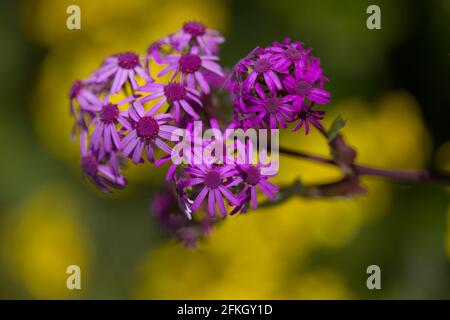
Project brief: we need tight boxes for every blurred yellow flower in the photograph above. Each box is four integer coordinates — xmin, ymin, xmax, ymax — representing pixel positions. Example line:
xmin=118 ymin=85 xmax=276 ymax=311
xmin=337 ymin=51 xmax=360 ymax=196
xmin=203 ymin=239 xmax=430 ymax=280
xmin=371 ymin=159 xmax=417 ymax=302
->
xmin=1 ymin=183 xmax=91 ymax=299
xmin=22 ymin=0 xmax=227 ymax=46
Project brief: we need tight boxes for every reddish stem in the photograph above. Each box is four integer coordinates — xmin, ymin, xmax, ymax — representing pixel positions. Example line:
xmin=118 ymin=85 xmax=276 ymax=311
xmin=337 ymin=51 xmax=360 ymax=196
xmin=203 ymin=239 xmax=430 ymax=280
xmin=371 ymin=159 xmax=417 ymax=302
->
xmin=279 ymin=146 xmax=450 ymax=184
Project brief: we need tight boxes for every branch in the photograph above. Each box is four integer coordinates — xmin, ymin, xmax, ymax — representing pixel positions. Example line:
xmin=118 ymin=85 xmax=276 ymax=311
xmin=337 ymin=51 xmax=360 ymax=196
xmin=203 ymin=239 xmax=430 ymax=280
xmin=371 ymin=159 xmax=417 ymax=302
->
xmin=279 ymin=146 xmax=450 ymax=184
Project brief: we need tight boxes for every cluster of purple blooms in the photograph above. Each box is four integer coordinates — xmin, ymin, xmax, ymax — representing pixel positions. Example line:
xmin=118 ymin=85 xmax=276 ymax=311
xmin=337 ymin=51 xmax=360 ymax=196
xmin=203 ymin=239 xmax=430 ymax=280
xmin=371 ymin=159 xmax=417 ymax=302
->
xmin=69 ymin=22 xmax=331 ymax=245
xmin=232 ymin=39 xmax=330 ymax=133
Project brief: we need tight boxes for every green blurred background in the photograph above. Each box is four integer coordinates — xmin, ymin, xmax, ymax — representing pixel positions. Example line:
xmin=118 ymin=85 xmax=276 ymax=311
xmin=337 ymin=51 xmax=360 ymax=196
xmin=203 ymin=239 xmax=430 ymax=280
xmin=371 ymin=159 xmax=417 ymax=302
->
xmin=0 ymin=0 xmax=449 ymax=299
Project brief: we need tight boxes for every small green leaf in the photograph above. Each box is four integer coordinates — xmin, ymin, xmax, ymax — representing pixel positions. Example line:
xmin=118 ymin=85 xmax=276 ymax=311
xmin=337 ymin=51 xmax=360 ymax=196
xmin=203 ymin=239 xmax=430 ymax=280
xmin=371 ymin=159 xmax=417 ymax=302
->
xmin=327 ymin=115 xmax=346 ymax=142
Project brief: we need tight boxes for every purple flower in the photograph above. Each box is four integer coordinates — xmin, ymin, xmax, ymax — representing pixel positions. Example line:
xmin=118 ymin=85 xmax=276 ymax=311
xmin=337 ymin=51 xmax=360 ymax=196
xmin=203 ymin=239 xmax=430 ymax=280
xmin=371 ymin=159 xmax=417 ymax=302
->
xmin=69 ymin=80 xmax=102 ymax=133
xmin=80 ymin=131 xmax=127 ymax=193
xmin=138 ymin=82 xmax=202 ymax=122
xmin=146 ymin=38 xmax=170 ymax=64
xmin=94 ymin=52 xmax=151 ymax=94
xmin=69 ymin=80 xmax=102 ymax=113
xmin=158 ymin=47 xmax=223 ymax=94
xmin=234 ymin=161 xmax=278 ymax=211
xmin=183 ymin=164 xmax=240 ymax=217
xmin=200 ymin=118 xmax=243 ymax=164
xmin=293 ymin=103 xmax=325 ymax=135
xmin=164 ymin=121 xmax=209 ymax=182
xmin=268 ymin=40 xmax=308 ymax=78
xmin=85 ymin=95 xmax=135 ymax=153
xmin=283 ymin=60 xmax=331 ymax=105
xmin=245 ymin=83 xmax=297 ymax=129
xmin=171 ymin=21 xmax=224 ymax=54
xmin=151 ymin=186 xmax=214 ymax=247
xmin=122 ymin=101 xmax=177 ymax=164
xmin=242 ymin=51 xmax=287 ymax=94
xmin=232 ymin=41 xmax=331 ymax=133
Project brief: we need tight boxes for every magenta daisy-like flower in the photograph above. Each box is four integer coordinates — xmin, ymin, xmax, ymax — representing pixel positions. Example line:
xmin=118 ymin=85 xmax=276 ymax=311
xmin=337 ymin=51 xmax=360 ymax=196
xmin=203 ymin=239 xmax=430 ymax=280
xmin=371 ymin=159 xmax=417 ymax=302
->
xmin=151 ymin=186 xmax=214 ymax=247
xmin=138 ymin=82 xmax=202 ymax=122
xmin=146 ymin=38 xmax=169 ymax=64
xmin=246 ymin=83 xmax=297 ymax=129
xmin=184 ymin=164 xmax=240 ymax=217
xmin=69 ymin=80 xmax=102 ymax=114
xmin=232 ymin=41 xmax=331 ymax=132
xmin=234 ymin=161 xmax=278 ymax=211
xmin=83 ymin=95 xmax=135 ymax=154
xmin=293 ymin=102 xmax=325 ymax=135
xmin=282 ymin=60 xmax=331 ymax=106
xmin=79 ymin=131 xmax=127 ymax=193
xmin=158 ymin=47 xmax=223 ymax=94
xmin=242 ymin=51 xmax=286 ymax=94
xmin=122 ymin=101 xmax=177 ymax=164
xmin=171 ymin=21 xmax=224 ymax=54
xmin=68 ymin=80 xmax=102 ymax=133
xmin=268 ymin=40 xmax=308 ymax=79
xmin=94 ymin=52 xmax=151 ymax=94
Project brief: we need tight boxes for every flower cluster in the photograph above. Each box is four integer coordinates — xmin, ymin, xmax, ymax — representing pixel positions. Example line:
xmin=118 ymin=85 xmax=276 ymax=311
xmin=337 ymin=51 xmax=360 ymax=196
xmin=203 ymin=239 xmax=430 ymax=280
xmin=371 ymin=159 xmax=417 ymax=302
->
xmin=231 ymin=39 xmax=331 ymax=134
xmin=151 ymin=186 xmax=214 ymax=247
xmin=69 ymin=22 xmax=330 ymax=245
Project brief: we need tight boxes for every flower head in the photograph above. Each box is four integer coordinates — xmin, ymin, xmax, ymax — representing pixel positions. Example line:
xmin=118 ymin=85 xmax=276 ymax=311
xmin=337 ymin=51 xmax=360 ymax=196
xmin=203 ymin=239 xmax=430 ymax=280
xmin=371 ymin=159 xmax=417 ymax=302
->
xmin=69 ymin=80 xmax=102 ymax=112
xmin=232 ymin=41 xmax=331 ymax=133
xmin=94 ymin=52 xmax=151 ymax=94
xmin=68 ymin=79 xmax=102 ymax=133
xmin=293 ymin=102 xmax=325 ymax=134
xmin=268 ymin=39 xmax=309 ymax=79
xmin=80 ymin=131 xmax=127 ymax=193
xmin=122 ymin=101 xmax=177 ymax=163
xmin=138 ymin=81 xmax=202 ymax=122
xmin=85 ymin=95 xmax=135 ymax=153
xmin=171 ymin=21 xmax=224 ymax=54
xmin=241 ymin=51 xmax=287 ymax=94
xmin=246 ymin=84 xmax=297 ymax=129
xmin=159 ymin=47 xmax=223 ymax=94
xmin=233 ymin=161 xmax=278 ymax=212
xmin=182 ymin=163 xmax=241 ymax=217
xmin=151 ymin=186 xmax=214 ymax=247
xmin=283 ymin=60 xmax=331 ymax=106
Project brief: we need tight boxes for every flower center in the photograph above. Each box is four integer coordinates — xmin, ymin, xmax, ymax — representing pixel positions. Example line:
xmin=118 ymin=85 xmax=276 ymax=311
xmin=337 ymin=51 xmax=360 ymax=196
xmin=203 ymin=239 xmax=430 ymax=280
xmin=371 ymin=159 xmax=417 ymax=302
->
xmin=100 ymin=103 xmax=119 ymax=123
xmin=179 ymin=54 xmax=202 ymax=73
xmin=263 ymin=97 xmax=281 ymax=113
xmin=183 ymin=21 xmax=206 ymax=37
xmin=204 ymin=170 xmax=222 ymax=188
xmin=136 ymin=116 xmax=159 ymax=141
xmin=81 ymin=156 xmax=98 ymax=176
xmin=299 ymin=109 xmax=311 ymax=119
xmin=254 ymin=58 xmax=272 ymax=73
xmin=294 ymin=80 xmax=312 ymax=96
xmin=69 ymin=80 xmax=83 ymax=98
xmin=245 ymin=166 xmax=261 ymax=185
xmin=164 ymin=83 xmax=186 ymax=102
xmin=118 ymin=52 xmax=139 ymax=69
xmin=285 ymin=47 xmax=301 ymax=61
